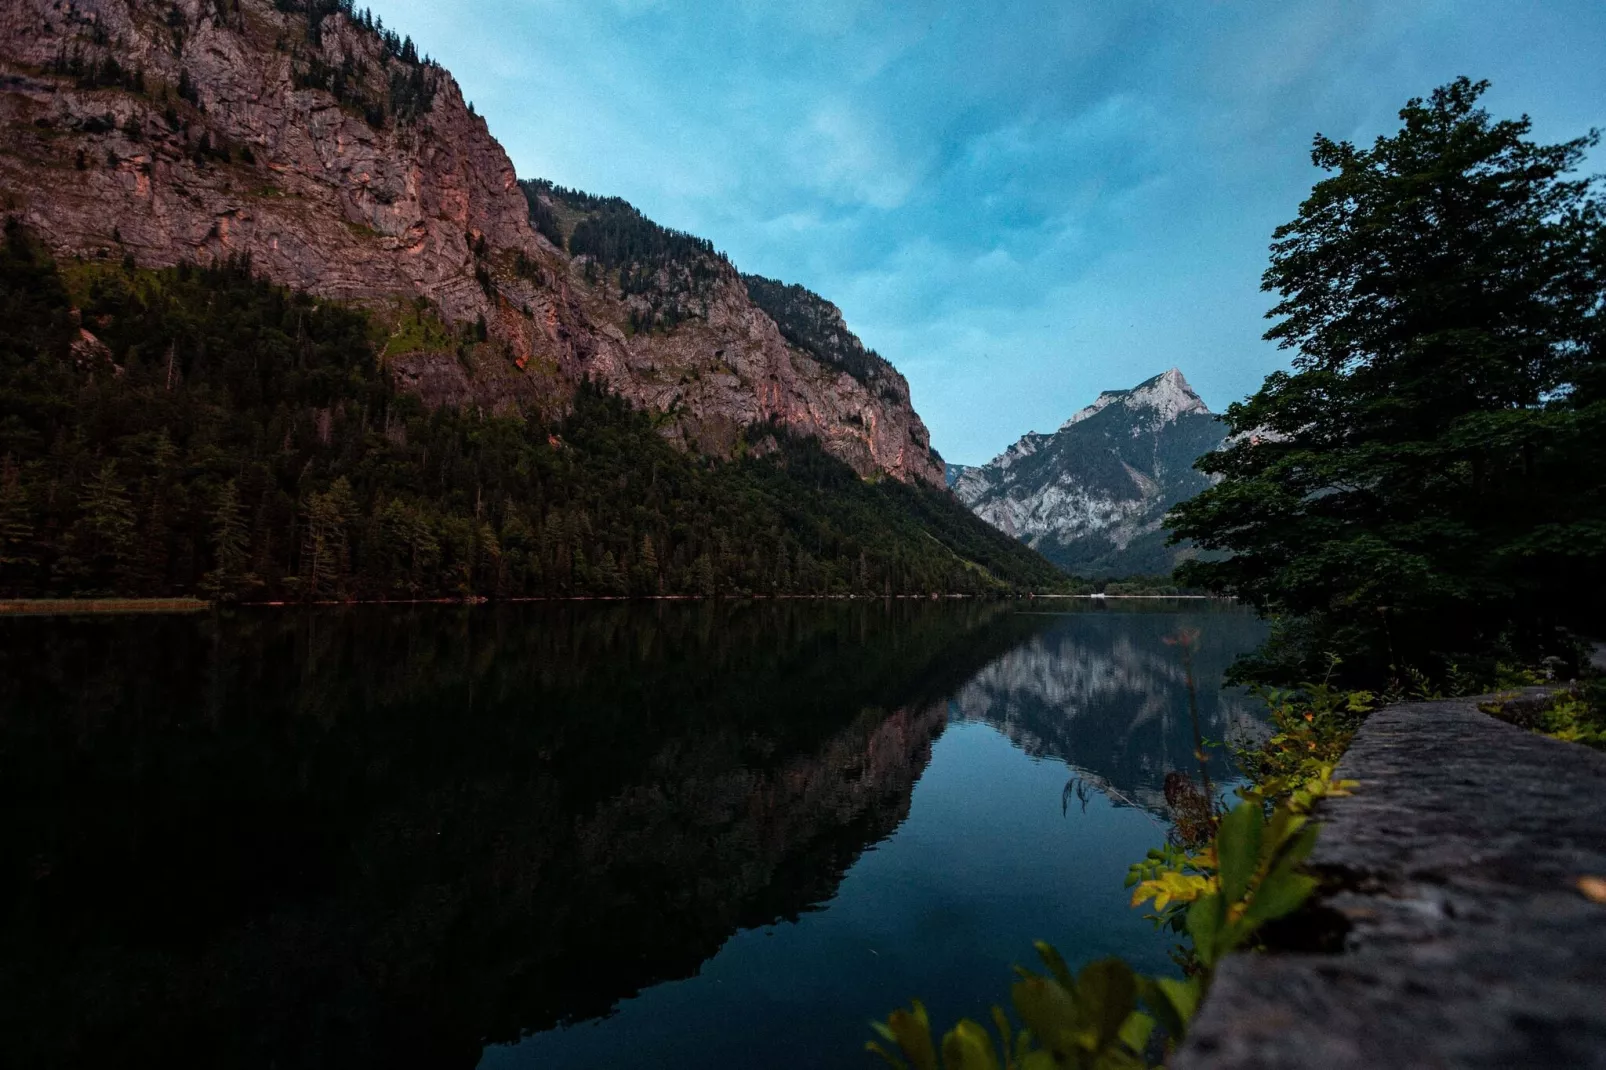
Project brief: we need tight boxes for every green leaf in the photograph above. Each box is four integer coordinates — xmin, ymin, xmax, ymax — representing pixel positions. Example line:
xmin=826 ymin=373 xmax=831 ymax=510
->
xmin=990 ymin=1005 xmax=1013 ymax=1060
xmin=1244 ymin=865 xmax=1318 ymax=927
xmin=1186 ymin=892 xmax=1226 ymax=966
xmin=1155 ymin=975 xmax=1201 ymax=1024
xmin=1260 ymin=807 xmax=1313 ymax=866
xmin=1010 ymin=975 xmax=1080 ymax=1054
xmin=1117 ymin=1010 xmax=1157 ymax=1055
xmin=874 ymin=1002 xmax=939 ymax=1070
xmin=1075 ymin=958 xmax=1139 ymax=1050
xmin=1216 ymin=801 xmax=1265 ymax=906
xmin=866 ymin=1041 xmax=910 ymax=1069
xmin=940 ymin=1020 xmax=1002 ymax=1070
xmin=1139 ymin=974 xmax=1202 ymax=1043
xmin=1033 ymin=941 xmax=1076 ymax=990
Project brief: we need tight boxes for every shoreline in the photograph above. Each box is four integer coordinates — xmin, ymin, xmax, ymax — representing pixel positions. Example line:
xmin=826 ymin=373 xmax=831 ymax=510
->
xmin=1035 ymin=593 xmax=1221 ymax=600
xmin=0 ymin=592 xmax=1232 ymax=616
xmin=0 ymin=598 xmax=212 ymax=616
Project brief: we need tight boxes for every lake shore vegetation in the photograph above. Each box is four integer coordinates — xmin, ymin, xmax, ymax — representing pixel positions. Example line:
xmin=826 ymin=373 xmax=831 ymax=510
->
xmin=1168 ymin=77 xmax=1605 ymax=692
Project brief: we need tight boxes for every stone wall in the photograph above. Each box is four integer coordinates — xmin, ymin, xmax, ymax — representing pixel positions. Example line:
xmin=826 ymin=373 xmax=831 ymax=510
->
xmin=1174 ymin=694 xmax=1606 ymax=1069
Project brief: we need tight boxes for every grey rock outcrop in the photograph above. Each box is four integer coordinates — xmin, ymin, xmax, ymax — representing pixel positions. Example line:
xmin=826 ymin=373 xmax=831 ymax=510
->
xmin=953 ymin=369 xmax=1226 ymax=576
xmin=1176 ymin=695 xmax=1606 ymax=1069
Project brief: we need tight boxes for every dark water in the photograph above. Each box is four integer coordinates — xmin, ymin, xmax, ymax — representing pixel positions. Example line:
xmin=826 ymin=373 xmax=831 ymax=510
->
xmin=0 ymin=600 xmax=1266 ymax=1070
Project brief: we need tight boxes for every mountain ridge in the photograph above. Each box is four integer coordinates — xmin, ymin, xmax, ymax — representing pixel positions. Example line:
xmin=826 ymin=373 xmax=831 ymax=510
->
xmin=0 ymin=0 xmax=1071 ymax=600
xmin=0 ymin=0 xmax=943 ymax=487
xmin=952 ymin=369 xmax=1227 ymax=577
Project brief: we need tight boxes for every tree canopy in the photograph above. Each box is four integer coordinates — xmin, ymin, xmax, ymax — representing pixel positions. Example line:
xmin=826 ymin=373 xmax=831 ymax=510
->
xmin=0 ymin=221 xmax=1062 ymax=602
xmin=1169 ymin=77 xmax=1606 ymax=684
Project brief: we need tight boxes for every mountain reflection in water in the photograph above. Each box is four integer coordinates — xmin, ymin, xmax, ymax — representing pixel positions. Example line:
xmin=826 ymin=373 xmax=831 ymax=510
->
xmin=950 ymin=609 xmax=1268 ymax=814
xmin=0 ymin=600 xmax=1265 ymax=1070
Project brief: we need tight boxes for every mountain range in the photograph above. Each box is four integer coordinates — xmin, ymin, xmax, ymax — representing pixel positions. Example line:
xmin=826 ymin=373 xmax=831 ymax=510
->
xmin=0 ymin=0 xmax=1064 ymax=598
xmin=948 ymin=369 xmax=1228 ymax=577
xmin=0 ymin=0 xmax=940 ymax=485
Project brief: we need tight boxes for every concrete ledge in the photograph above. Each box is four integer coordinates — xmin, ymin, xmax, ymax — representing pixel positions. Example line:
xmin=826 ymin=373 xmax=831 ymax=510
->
xmin=1174 ymin=695 xmax=1606 ymax=1069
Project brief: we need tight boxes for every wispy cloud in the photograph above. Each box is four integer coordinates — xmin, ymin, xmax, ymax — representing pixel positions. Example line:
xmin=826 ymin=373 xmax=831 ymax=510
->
xmin=370 ymin=0 xmax=1606 ymax=463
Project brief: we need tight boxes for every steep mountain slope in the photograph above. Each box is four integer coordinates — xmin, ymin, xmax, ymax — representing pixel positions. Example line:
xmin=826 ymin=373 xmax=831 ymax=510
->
xmin=953 ymin=370 xmax=1227 ymax=576
xmin=0 ymin=229 xmax=1065 ymax=599
xmin=0 ymin=0 xmax=941 ymax=486
xmin=0 ymin=0 xmax=1074 ymax=598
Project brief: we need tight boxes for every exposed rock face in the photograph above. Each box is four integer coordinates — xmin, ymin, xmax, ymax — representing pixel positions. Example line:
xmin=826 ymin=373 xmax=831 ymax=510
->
xmin=952 ymin=369 xmax=1227 ymax=576
xmin=0 ymin=0 xmax=943 ymax=486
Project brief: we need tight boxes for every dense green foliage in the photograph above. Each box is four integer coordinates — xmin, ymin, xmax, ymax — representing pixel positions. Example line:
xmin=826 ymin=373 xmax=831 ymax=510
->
xmin=1483 ymin=674 xmax=1606 ymax=750
xmin=0 ymin=223 xmax=1062 ymax=601
xmin=1169 ymin=78 xmax=1606 ymax=686
xmin=742 ymin=274 xmax=896 ymax=388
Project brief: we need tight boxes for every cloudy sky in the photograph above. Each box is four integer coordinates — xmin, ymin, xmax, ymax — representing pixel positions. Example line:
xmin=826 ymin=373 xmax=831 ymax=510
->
xmin=367 ymin=0 xmax=1604 ymax=465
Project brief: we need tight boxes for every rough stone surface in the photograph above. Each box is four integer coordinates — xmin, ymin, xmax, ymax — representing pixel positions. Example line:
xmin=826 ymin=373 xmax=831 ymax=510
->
xmin=0 ymin=0 xmax=943 ymax=486
xmin=1175 ymin=695 xmax=1606 ymax=1070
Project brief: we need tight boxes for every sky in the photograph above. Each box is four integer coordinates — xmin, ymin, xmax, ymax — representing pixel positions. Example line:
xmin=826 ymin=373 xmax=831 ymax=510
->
xmin=364 ymin=0 xmax=1605 ymax=466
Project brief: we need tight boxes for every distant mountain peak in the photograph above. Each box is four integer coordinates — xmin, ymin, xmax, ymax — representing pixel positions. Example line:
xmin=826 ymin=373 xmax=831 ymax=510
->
xmin=954 ymin=368 xmax=1226 ymax=577
xmin=1061 ymin=368 xmax=1209 ymax=431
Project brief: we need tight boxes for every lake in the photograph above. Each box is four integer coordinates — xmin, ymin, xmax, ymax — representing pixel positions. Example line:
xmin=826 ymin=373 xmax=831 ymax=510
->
xmin=0 ymin=600 xmax=1267 ymax=1069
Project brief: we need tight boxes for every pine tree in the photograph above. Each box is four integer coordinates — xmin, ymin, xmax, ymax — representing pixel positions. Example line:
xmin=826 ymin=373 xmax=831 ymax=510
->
xmin=201 ymin=480 xmax=252 ymax=602
xmin=476 ymin=521 xmax=502 ymax=595
xmin=774 ymin=538 xmax=791 ymax=592
xmin=691 ymin=552 xmax=716 ymax=599
xmin=596 ymin=549 xmax=627 ymax=596
xmin=299 ymin=478 xmax=355 ymax=599
xmin=0 ymin=457 xmax=35 ymax=592
xmin=64 ymin=463 xmax=137 ymax=593
xmin=632 ymin=533 xmax=660 ymax=596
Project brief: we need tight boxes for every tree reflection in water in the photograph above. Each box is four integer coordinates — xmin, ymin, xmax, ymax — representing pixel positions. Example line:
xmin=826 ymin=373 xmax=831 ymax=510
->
xmin=0 ymin=600 xmax=1264 ymax=1069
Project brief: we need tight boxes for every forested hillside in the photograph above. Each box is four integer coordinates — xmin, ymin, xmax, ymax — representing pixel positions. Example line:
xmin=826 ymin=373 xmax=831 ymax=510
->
xmin=742 ymin=275 xmax=899 ymax=388
xmin=0 ymin=0 xmax=947 ymax=488
xmin=0 ymin=222 xmax=1064 ymax=601
xmin=519 ymin=179 xmax=729 ymax=335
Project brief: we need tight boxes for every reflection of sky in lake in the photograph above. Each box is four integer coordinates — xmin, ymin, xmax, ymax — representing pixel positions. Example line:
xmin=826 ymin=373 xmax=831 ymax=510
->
xmin=0 ymin=601 xmax=1265 ymax=1069
xmin=490 ymin=606 xmax=1266 ymax=1069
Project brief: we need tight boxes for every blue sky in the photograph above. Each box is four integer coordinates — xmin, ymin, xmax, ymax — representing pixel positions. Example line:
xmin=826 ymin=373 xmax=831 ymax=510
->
xmin=366 ymin=0 xmax=1605 ymax=465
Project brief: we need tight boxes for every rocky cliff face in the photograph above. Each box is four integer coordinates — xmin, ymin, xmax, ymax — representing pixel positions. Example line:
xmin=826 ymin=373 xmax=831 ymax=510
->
xmin=953 ymin=369 xmax=1227 ymax=576
xmin=0 ymin=0 xmax=943 ymax=486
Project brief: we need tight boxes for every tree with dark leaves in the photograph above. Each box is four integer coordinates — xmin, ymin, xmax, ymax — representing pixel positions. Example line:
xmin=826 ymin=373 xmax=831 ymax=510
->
xmin=1170 ymin=77 xmax=1606 ymax=685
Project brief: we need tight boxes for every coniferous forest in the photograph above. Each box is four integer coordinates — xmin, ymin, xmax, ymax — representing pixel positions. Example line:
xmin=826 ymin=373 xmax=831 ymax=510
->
xmin=0 ymin=221 xmax=1063 ymax=602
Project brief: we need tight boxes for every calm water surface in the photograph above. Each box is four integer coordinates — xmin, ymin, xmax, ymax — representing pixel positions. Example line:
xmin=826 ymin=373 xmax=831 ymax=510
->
xmin=0 ymin=600 xmax=1266 ymax=1069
